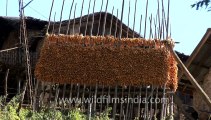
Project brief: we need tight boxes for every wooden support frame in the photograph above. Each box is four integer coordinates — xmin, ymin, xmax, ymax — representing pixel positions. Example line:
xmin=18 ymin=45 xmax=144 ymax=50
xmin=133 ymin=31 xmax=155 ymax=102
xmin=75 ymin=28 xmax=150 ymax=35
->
xmin=168 ymin=44 xmax=211 ymax=109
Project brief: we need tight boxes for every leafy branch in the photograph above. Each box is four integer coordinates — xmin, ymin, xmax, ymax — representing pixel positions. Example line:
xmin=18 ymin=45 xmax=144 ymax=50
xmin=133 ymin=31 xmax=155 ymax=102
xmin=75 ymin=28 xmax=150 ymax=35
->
xmin=191 ymin=0 xmax=211 ymax=11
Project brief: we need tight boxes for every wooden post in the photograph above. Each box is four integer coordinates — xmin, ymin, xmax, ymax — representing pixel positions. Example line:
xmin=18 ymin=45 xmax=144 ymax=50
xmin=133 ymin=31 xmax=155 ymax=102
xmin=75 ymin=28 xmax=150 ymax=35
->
xmin=62 ymin=84 xmax=66 ymax=109
xmin=4 ymin=69 xmax=9 ymax=102
xmin=112 ymin=85 xmax=118 ymax=120
xmin=33 ymin=80 xmax=39 ymax=111
xmin=168 ymin=45 xmax=211 ymax=109
xmin=137 ymin=86 xmax=142 ymax=119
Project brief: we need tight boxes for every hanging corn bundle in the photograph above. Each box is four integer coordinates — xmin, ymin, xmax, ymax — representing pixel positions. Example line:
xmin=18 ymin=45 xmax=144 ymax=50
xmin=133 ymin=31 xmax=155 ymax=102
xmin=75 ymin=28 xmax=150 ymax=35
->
xmin=35 ymin=34 xmax=178 ymax=91
xmin=32 ymin=0 xmax=180 ymax=119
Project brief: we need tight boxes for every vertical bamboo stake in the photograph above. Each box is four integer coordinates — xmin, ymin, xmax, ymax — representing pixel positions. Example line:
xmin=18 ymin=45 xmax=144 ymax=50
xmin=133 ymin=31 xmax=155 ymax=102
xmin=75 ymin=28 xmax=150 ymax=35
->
xmin=166 ymin=0 xmax=170 ymax=40
xmin=48 ymin=84 xmax=53 ymax=108
xmin=69 ymin=83 xmax=73 ymax=108
xmin=54 ymin=84 xmax=59 ymax=112
xmin=154 ymin=18 xmax=158 ymax=39
xmin=52 ymin=12 xmax=56 ymax=34
xmin=58 ymin=0 xmax=65 ymax=34
xmin=154 ymin=87 xmax=158 ymax=119
xmin=102 ymin=0 xmax=109 ymax=36
xmin=46 ymin=0 xmax=55 ymax=33
xmin=100 ymin=85 xmax=104 ymax=113
xmin=84 ymin=0 xmax=92 ymax=36
xmin=81 ymin=85 xmax=86 ymax=110
xmin=137 ymin=86 xmax=142 ymax=119
xmin=125 ymin=86 xmax=131 ymax=119
xmin=106 ymin=86 xmax=110 ymax=109
xmin=109 ymin=6 xmax=114 ymax=35
xmin=90 ymin=0 xmax=96 ymax=36
xmin=97 ymin=0 xmax=104 ymax=36
xmin=149 ymin=14 xmax=153 ymax=39
xmin=114 ymin=9 xmax=119 ymax=38
xmin=170 ymin=91 xmax=174 ymax=119
xmin=120 ymin=86 xmax=124 ymax=120
xmin=119 ymin=0 xmax=125 ymax=39
xmin=150 ymin=85 xmax=154 ymax=120
xmin=112 ymin=85 xmax=118 ymax=119
xmin=33 ymin=80 xmax=39 ymax=111
xmin=76 ymin=84 xmax=80 ymax=107
xmin=160 ymin=84 xmax=166 ymax=120
xmin=132 ymin=0 xmax=137 ymax=38
xmin=126 ymin=0 xmax=130 ymax=38
xmin=4 ymin=69 xmax=9 ymax=103
xmin=79 ymin=0 xmax=85 ymax=34
xmin=129 ymin=87 xmax=136 ymax=119
xmin=139 ymin=15 xmax=142 ymax=37
xmin=40 ymin=82 xmax=46 ymax=108
xmin=62 ymin=84 xmax=66 ymax=109
xmin=144 ymin=86 xmax=148 ymax=120
xmin=157 ymin=0 xmax=161 ymax=39
xmin=93 ymin=83 xmax=98 ymax=116
xmin=72 ymin=3 xmax=77 ymax=35
xmin=66 ymin=0 xmax=75 ymax=34
xmin=88 ymin=86 xmax=92 ymax=120
xmin=143 ymin=0 xmax=149 ymax=38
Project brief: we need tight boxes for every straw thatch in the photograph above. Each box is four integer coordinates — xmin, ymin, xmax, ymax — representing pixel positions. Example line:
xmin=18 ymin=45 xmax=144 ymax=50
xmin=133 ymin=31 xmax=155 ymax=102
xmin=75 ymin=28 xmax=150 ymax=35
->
xmin=35 ymin=34 xmax=178 ymax=90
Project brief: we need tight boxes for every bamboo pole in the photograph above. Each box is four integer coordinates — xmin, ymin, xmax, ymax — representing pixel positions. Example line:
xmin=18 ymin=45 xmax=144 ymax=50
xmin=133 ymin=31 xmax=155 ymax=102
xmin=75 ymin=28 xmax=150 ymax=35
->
xmin=102 ymin=0 xmax=109 ymax=36
xmin=66 ymin=0 xmax=75 ymax=34
xmin=46 ymin=0 xmax=54 ymax=33
xmin=160 ymin=84 xmax=166 ymax=120
xmin=79 ymin=0 xmax=85 ymax=34
xmin=84 ymin=0 xmax=92 ymax=36
xmin=81 ymin=85 xmax=86 ymax=110
xmin=100 ymin=85 xmax=104 ymax=113
xmin=125 ymin=86 xmax=131 ymax=119
xmin=72 ymin=3 xmax=77 ymax=34
xmin=109 ymin=6 xmax=114 ymax=35
xmin=58 ymin=0 xmax=65 ymax=34
xmin=144 ymin=86 xmax=148 ymax=120
xmin=137 ymin=86 xmax=142 ymax=119
xmin=33 ymin=80 xmax=39 ymax=111
xmin=93 ymin=83 xmax=98 ymax=116
xmin=97 ymin=0 xmax=104 ymax=36
xmin=150 ymin=85 xmax=154 ymax=120
xmin=167 ymin=44 xmax=211 ymax=109
xmin=126 ymin=0 xmax=130 ymax=38
xmin=4 ymin=69 xmax=9 ymax=103
xmin=62 ymin=84 xmax=66 ymax=109
xmin=69 ymin=83 xmax=73 ymax=108
xmin=0 ymin=47 xmax=19 ymax=53
xmin=120 ymin=87 xmax=124 ymax=120
xmin=112 ymin=85 xmax=118 ymax=119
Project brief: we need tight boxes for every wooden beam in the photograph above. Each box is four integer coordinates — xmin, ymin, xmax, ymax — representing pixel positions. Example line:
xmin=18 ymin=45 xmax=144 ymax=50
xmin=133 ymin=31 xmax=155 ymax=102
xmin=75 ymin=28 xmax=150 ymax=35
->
xmin=168 ymin=44 xmax=211 ymax=109
xmin=178 ymin=30 xmax=211 ymax=80
xmin=0 ymin=47 xmax=19 ymax=53
xmin=191 ymin=47 xmax=211 ymax=78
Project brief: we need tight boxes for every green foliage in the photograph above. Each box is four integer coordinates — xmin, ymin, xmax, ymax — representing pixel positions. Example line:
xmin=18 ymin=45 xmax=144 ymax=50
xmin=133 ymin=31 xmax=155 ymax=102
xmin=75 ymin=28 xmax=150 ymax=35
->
xmin=191 ymin=0 xmax=211 ymax=11
xmin=92 ymin=107 xmax=112 ymax=120
xmin=0 ymin=95 xmax=112 ymax=120
xmin=66 ymin=108 xmax=86 ymax=120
